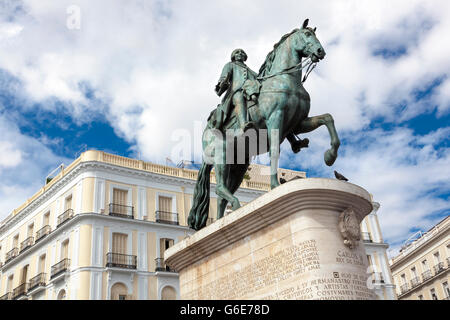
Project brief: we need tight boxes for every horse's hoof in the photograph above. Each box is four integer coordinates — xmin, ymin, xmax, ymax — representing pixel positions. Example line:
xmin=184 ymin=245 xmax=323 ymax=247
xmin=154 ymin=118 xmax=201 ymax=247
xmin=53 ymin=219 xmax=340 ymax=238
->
xmin=231 ymin=201 xmax=241 ymax=210
xmin=291 ymin=138 xmax=310 ymax=154
xmin=324 ymin=149 xmax=337 ymax=166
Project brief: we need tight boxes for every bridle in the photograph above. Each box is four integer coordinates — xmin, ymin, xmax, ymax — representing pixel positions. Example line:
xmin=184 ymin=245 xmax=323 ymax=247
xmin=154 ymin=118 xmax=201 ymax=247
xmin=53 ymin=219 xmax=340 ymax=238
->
xmin=257 ymin=31 xmax=319 ymax=84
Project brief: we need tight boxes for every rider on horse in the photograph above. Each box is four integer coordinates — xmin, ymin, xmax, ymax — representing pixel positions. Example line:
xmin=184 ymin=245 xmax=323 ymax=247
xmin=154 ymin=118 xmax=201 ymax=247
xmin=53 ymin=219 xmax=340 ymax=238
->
xmin=214 ymin=48 xmax=261 ymax=132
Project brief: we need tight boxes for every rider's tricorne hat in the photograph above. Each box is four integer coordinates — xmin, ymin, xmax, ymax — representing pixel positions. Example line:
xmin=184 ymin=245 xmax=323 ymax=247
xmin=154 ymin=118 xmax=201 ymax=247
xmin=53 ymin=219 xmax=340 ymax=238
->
xmin=231 ymin=49 xmax=247 ymax=61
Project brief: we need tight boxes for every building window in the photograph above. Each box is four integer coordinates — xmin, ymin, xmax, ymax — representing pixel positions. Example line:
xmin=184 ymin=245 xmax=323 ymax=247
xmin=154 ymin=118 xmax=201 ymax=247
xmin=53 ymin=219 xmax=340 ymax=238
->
xmin=421 ymin=259 xmax=429 ymax=271
xmin=113 ymin=188 xmax=128 ymax=206
xmin=119 ymin=295 xmax=127 ymax=300
xmin=430 ymin=288 xmax=438 ymax=300
xmin=13 ymin=234 xmax=19 ymax=249
xmin=21 ymin=264 xmax=29 ymax=284
xmin=112 ymin=233 xmax=128 ymax=255
xmin=443 ymin=282 xmax=450 ymax=298
xmin=27 ymin=224 xmax=34 ymax=238
xmin=39 ymin=254 xmax=46 ymax=273
xmin=418 ymin=295 xmax=424 ymax=300
xmin=7 ymin=275 xmax=13 ymax=293
xmin=43 ymin=211 xmax=50 ymax=227
xmin=433 ymin=252 xmax=441 ymax=264
xmin=61 ymin=240 xmax=69 ymax=260
xmin=65 ymin=195 xmax=72 ymax=210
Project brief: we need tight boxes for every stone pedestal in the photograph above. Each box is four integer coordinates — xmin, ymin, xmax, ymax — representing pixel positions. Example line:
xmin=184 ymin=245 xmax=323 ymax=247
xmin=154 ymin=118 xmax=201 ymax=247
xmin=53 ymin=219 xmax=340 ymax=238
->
xmin=165 ymin=178 xmax=377 ymax=300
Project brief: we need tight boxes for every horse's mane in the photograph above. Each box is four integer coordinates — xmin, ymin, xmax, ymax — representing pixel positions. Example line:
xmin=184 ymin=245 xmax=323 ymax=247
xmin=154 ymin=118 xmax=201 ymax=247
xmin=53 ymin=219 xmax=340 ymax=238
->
xmin=258 ymin=28 xmax=299 ymax=77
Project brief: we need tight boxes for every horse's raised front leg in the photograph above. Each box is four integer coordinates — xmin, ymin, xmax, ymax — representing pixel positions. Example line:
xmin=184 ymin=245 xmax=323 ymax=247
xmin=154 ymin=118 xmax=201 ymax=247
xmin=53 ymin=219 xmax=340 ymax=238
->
xmin=267 ymin=109 xmax=284 ymax=189
xmin=295 ymin=113 xmax=340 ymax=166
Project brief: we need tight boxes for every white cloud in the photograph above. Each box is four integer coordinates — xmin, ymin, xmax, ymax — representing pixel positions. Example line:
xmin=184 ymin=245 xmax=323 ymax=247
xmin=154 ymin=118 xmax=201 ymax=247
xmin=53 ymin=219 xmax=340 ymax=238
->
xmin=0 ymin=0 xmax=449 ymax=252
xmin=0 ymin=114 xmax=70 ymax=221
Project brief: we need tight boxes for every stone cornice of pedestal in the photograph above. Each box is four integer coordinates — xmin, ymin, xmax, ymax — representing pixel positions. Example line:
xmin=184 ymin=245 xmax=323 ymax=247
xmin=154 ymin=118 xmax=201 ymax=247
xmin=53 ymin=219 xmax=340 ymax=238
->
xmin=165 ymin=178 xmax=373 ymax=272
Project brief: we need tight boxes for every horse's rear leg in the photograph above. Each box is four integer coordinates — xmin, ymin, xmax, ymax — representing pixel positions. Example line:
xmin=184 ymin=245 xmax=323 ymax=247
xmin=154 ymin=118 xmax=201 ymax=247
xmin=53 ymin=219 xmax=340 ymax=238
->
xmin=217 ymin=197 xmax=228 ymax=219
xmin=214 ymin=164 xmax=241 ymax=211
xmin=295 ymin=113 xmax=340 ymax=166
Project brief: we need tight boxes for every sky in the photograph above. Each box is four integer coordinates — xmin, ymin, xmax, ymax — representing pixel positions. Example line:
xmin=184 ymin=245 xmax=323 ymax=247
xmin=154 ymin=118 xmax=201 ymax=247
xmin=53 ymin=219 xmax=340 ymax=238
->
xmin=0 ymin=0 xmax=448 ymax=257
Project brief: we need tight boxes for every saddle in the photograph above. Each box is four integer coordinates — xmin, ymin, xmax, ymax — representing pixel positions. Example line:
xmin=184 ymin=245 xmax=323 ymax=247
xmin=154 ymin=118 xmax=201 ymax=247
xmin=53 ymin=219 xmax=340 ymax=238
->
xmin=208 ymin=99 xmax=265 ymax=132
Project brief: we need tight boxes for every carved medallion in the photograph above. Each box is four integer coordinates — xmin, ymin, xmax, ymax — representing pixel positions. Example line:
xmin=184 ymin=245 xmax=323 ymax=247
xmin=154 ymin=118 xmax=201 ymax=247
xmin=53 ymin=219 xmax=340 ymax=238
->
xmin=338 ymin=208 xmax=361 ymax=249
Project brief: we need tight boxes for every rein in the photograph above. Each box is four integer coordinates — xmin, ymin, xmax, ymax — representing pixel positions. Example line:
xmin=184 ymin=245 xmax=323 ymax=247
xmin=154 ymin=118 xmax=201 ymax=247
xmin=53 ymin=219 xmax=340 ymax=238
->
xmin=257 ymin=57 xmax=317 ymax=83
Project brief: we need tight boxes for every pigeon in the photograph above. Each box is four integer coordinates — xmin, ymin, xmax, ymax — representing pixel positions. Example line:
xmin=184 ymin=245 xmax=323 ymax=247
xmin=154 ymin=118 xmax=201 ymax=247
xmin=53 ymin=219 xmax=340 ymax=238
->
xmin=334 ymin=170 xmax=348 ymax=181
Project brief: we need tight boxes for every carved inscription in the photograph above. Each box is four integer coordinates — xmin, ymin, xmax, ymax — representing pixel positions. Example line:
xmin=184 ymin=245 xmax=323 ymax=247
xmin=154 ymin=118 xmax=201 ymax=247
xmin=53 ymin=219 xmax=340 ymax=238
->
xmin=184 ymin=240 xmax=320 ymax=300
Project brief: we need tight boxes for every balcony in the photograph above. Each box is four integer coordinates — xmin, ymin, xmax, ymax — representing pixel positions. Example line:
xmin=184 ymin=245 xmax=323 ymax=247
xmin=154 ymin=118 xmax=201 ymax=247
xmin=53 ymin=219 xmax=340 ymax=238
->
xmin=5 ymin=247 xmax=18 ymax=264
xmin=155 ymin=258 xmax=176 ymax=272
xmin=57 ymin=209 xmax=74 ymax=227
xmin=371 ymin=272 xmax=385 ymax=284
xmin=0 ymin=292 xmax=12 ymax=300
xmin=20 ymin=237 xmax=34 ymax=253
xmin=28 ymin=273 xmax=47 ymax=292
xmin=109 ymin=203 xmax=134 ymax=219
xmin=410 ymin=276 xmax=421 ymax=288
xmin=155 ymin=211 xmax=179 ymax=225
xmin=433 ymin=262 xmax=445 ymax=275
xmin=362 ymin=232 xmax=373 ymax=243
xmin=106 ymin=253 xmax=137 ymax=269
xmin=50 ymin=258 xmax=70 ymax=279
xmin=400 ymin=283 xmax=409 ymax=294
xmin=12 ymin=283 xmax=28 ymax=300
xmin=35 ymin=225 xmax=51 ymax=243
xmin=422 ymin=270 xmax=432 ymax=281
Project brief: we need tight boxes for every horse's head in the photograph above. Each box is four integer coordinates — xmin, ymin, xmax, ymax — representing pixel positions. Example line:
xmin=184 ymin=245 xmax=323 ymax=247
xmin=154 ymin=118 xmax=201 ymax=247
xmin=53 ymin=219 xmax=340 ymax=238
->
xmin=297 ymin=19 xmax=325 ymax=63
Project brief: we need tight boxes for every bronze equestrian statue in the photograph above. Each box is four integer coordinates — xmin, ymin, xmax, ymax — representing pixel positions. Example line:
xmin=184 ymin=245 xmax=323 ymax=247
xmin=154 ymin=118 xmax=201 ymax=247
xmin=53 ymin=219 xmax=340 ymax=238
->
xmin=188 ymin=19 xmax=341 ymax=230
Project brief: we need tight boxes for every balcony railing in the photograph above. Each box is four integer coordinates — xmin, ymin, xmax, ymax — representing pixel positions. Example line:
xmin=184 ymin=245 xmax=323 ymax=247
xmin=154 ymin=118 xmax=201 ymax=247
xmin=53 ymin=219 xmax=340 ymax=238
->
xmin=5 ymin=248 xmax=18 ymax=264
xmin=35 ymin=225 xmax=51 ymax=243
xmin=400 ymin=283 xmax=409 ymax=294
xmin=410 ymin=276 xmax=421 ymax=288
xmin=12 ymin=283 xmax=28 ymax=300
xmin=109 ymin=203 xmax=134 ymax=219
xmin=20 ymin=237 xmax=34 ymax=253
xmin=155 ymin=211 xmax=179 ymax=225
xmin=28 ymin=273 xmax=47 ymax=291
xmin=106 ymin=253 xmax=137 ymax=269
xmin=371 ymin=272 xmax=385 ymax=283
xmin=447 ymin=257 xmax=450 ymax=268
xmin=50 ymin=258 xmax=70 ymax=279
xmin=362 ymin=232 xmax=373 ymax=243
xmin=57 ymin=209 xmax=74 ymax=227
xmin=155 ymin=258 xmax=176 ymax=272
xmin=433 ymin=262 xmax=445 ymax=275
xmin=422 ymin=270 xmax=432 ymax=281
xmin=0 ymin=292 xmax=12 ymax=300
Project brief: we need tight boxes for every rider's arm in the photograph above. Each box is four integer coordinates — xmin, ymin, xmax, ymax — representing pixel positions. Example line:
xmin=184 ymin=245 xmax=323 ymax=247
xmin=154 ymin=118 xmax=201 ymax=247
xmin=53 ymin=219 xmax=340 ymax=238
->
xmin=215 ymin=62 xmax=232 ymax=96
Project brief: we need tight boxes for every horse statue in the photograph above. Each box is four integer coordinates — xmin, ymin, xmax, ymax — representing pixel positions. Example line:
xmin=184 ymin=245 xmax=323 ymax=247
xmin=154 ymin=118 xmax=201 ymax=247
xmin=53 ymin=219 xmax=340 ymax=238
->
xmin=188 ymin=19 xmax=341 ymax=230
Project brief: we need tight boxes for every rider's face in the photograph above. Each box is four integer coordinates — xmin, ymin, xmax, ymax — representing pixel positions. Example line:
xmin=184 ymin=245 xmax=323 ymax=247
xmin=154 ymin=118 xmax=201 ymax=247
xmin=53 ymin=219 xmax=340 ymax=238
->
xmin=234 ymin=50 xmax=246 ymax=62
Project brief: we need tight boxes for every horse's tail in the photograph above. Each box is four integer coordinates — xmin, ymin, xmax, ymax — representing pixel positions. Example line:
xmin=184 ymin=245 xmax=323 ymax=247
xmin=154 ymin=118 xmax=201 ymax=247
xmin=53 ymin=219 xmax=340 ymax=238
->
xmin=188 ymin=162 xmax=213 ymax=230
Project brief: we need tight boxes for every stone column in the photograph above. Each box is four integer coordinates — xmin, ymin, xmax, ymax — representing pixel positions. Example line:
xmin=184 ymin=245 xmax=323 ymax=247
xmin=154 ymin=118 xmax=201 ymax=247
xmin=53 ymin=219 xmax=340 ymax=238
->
xmin=165 ymin=178 xmax=377 ymax=300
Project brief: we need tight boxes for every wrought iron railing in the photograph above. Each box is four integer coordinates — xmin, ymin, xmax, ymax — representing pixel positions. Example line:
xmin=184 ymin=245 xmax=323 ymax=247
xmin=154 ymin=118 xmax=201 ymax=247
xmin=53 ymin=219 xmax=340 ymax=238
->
xmin=12 ymin=283 xmax=28 ymax=299
xmin=0 ymin=292 xmax=12 ymax=300
xmin=5 ymin=248 xmax=18 ymax=264
xmin=400 ymin=283 xmax=409 ymax=294
xmin=410 ymin=276 xmax=421 ymax=288
xmin=433 ymin=262 xmax=445 ymax=275
xmin=422 ymin=270 xmax=432 ymax=281
xmin=50 ymin=258 xmax=70 ymax=279
xmin=106 ymin=253 xmax=137 ymax=269
xmin=155 ymin=258 xmax=176 ymax=272
xmin=362 ymin=232 xmax=373 ymax=243
xmin=20 ymin=237 xmax=34 ymax=253
xmin=57 ymin=209 xmax=74 ymax=227
xmin=109 ymin=203 xmax=134 ymax=219
xmin=155 ymin=211 xmax=179 ymax=225
xmin=35 ymin=225 xmax=51 ymax=243
xmin=28 ymin=273 xmax=46 ymax=291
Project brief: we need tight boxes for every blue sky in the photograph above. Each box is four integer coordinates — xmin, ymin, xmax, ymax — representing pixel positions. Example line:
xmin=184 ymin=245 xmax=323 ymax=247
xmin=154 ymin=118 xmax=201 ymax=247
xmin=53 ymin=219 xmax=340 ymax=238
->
xmin=0 ymin=0 xmax=449 ymax=257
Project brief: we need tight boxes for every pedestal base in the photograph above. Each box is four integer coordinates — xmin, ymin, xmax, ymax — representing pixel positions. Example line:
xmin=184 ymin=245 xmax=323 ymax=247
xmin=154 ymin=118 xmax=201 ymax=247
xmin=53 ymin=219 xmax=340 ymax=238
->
xmin=165 ymin=178 xmax=377 ymax=300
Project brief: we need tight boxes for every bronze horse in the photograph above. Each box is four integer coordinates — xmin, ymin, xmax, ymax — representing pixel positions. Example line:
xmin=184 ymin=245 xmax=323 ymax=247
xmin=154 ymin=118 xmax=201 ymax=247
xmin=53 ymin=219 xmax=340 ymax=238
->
xmin=188 ymin=19 xmax=340 ymax=230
